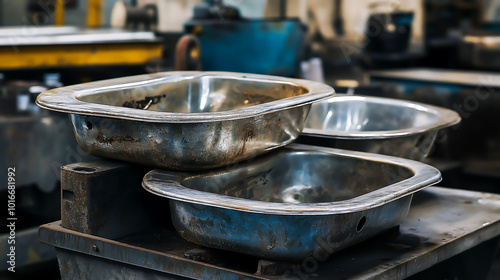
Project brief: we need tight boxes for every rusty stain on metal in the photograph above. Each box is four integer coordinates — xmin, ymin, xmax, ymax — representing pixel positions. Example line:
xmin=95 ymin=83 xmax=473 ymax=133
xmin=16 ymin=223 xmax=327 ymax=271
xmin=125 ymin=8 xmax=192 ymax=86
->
xmin=95 ymin=130 xmax=140 ymax=145
xmin=40 ymin=222 xmax=267 ymax=279
xmin=122 ymin=94 xmax=167 ymax=109
xmin=60 ymin=159 xmax=157 ymax=240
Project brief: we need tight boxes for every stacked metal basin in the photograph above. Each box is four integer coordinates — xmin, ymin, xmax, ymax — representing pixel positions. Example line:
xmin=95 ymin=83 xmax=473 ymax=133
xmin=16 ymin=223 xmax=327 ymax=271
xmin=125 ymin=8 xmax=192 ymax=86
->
xmin=298 ymin=94 xmax=461 ymax=160
xmin=37 ymin=71 xmax=332 ymax=170
xmin=37 ymin=71 xmax=460 ymax=261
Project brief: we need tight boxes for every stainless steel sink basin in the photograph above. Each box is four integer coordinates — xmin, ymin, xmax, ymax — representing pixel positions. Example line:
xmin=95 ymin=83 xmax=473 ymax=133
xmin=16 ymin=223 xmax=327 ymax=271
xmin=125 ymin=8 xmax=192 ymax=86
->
xmin=298 ymin=95 xmax=461 ymax=160
xmin=142 ymin=144 xmax=441 ymax=260
xmin=36 ymin=72 xmax=333 ymax=170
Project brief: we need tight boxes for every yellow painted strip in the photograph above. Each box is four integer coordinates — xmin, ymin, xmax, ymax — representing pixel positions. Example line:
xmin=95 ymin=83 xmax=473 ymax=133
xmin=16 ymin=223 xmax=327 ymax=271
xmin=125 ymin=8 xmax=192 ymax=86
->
xmin=87 ymin=0 xmax=103 ymax=28
xmin=55 ymin=0 xmax=65 ymax=26
xmin=0 ymin=43 xmax=162 ymax=69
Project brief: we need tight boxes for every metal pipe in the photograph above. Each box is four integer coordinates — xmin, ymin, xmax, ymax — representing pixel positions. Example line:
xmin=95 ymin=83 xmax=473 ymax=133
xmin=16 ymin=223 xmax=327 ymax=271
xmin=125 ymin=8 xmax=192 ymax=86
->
xmin=55 ymin=0 xmax=65 ymax=26
xmin=87 ymin=0 xmax=103 ymax=28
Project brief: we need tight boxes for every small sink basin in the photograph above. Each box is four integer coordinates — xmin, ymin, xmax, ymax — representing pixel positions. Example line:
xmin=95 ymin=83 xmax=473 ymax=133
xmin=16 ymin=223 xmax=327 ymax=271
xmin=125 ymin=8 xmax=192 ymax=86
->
xmin=142 ymin=144 xmax=441 ymax=260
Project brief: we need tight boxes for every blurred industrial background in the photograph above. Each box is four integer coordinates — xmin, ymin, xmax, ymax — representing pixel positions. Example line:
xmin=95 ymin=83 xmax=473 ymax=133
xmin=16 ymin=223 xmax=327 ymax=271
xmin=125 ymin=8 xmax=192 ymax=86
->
xmin=1 ymin=0 xmax=500 ymax=279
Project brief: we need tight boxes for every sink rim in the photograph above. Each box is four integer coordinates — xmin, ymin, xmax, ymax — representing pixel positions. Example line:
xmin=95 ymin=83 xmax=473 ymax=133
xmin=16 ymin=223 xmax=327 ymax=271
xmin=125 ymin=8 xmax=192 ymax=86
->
xmin=35 ymin=71 xmax=334 ymax=123
xmin=142 ymin=144 xmax=441 ymax=215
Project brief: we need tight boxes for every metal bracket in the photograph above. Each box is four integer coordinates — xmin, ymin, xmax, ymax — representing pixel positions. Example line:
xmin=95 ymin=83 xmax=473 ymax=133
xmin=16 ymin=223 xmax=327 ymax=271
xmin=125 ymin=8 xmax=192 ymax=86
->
xmin=60 ymin=159 xmax=166 ymax=239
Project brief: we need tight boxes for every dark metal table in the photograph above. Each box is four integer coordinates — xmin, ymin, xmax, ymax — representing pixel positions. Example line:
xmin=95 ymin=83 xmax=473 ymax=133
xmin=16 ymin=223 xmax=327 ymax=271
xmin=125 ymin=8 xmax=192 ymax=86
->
xmin=39 ymin=163 xmax=500 ymax=279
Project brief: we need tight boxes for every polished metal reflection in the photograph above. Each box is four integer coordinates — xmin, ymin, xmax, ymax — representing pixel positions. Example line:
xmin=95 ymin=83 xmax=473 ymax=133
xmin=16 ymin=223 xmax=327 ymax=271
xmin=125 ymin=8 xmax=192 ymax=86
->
xmin=299 ymin=95 xmax=461 ymax=160
xmin=459 ymin=33 xmax=500 ymax=70
xmin=143 ymin=144 xmax=441 ymax=260
xmin=0 ymin=26 xmax=80 ymax=37
xmin=36 ymin=72 xmax=334 ymax=170
xmin=0 ymin=111 xmax=79 ymax=192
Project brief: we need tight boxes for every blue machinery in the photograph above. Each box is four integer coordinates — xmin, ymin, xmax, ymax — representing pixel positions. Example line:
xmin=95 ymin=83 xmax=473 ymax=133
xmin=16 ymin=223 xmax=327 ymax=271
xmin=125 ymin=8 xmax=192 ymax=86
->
xmin=184 ymin=19 xmax=306 ymax=77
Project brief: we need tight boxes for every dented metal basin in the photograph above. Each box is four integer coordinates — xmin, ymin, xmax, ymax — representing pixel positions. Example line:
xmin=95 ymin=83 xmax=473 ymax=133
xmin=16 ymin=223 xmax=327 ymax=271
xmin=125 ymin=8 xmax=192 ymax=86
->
xmin=142 ymin=144 xmax=441 ymax=260
xmin=298 ymin=95 xmax=461 ymax=160
xmin=36 ymin=72 xmax=334 ymax=170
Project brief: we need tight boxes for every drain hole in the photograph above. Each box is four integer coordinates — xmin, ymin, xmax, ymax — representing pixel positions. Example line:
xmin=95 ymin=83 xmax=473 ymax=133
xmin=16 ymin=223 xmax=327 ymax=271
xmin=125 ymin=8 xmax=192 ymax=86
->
xmin=85 ymin=120 xmax=93 ymax=130
xmin=73 ymin=167 xmax=96 ymax=172
xmin=357 ymin=216 xmax=367 ymax=232
xmin=293 ymin=194 xmax=302 ymax=201
xmin=62 ymin=190 xmax=75 ymax=200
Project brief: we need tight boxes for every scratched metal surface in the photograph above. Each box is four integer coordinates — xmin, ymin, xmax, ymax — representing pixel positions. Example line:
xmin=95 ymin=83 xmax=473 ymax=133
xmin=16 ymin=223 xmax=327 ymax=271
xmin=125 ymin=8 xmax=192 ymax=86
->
xmin=298 ymin=95 xmax=461 ymax=161
xmin=143 ymin=144 xmax=441 ymax=260
xmin=39 ymin=187 xmax=500 ymax=279
xmin=36 ymin=72 xmax=334 ymax=170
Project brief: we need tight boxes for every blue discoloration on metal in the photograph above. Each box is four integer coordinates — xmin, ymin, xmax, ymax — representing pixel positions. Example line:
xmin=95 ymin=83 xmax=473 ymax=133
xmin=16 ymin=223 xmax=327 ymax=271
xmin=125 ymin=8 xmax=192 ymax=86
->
xmin=36 ymin=72 xmax=333 ymax=171
xmin=169 ymin=198 xmax=412 ymax=261
xmin=185 ymin=19 xmax=306 ymax=77
xmin=143 ymin=144 xmax=442 ymax=260
xmin=370 ymin=78 xmax=463 ymax=97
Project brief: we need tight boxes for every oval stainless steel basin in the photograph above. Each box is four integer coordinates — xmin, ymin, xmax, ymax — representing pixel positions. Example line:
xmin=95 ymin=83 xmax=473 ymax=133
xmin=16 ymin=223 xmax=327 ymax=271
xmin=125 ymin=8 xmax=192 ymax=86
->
xmin=298 ymin=95 xmax=461 ymax=160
